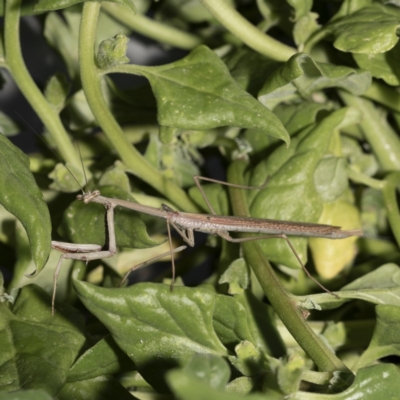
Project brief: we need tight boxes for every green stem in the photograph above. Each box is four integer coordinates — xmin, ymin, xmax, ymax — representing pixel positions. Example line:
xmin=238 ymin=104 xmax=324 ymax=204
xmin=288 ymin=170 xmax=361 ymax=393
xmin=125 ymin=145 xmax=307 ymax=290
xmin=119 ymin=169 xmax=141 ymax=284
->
xmin=364 ymin=80 xmax=400 ymax=113
xmin=339 ymin=90 xmax=400 ymax=171
xmin=347 ymin=168 xmax=384 ymax=190
xmin=79 ymin=2 xmax=198 ymax=212
xmin=228 ymin=159 xmax=350 ymax=373
xmin=4 ymin=0 xmax=80 ymax=167
xmin=200 ymin=0 xmax=296 ymax=61
xmin=382 ymin=172 xmax=400 ymax=248
xmin=102 ymin=3 xmax=202 ymax=50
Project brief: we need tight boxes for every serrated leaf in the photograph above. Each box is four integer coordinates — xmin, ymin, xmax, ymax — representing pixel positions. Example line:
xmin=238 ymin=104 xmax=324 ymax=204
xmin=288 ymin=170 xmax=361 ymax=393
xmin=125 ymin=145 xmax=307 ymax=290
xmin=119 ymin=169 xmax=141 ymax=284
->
xmin=35 ymin=0 xmax=136 ymax=13
xmin=58 ymin=186 xmax=161 ymax=248
xmin=328 ymin=3 xmax=400 ymax=54
xmin=0 ymin=285 xmax=85 ymax=394
xmin=72 ymin=279 xmax=228 ymax=392
xmin=136 ymin=46 xmax=289 ymax=145
xmin=0 ymin=135 xmax=51 ymax=275
xmin=259 ymin=53 xmax=371 ymax=109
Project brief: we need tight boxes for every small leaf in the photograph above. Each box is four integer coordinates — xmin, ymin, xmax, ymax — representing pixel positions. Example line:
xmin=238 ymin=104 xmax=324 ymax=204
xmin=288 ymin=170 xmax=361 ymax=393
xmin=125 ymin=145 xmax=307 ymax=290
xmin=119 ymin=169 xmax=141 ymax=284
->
xmin=44 ymin=73 xmax=70 ymax=112
xmin=136 ymin=46 xmax=290 ymax=145
xmin=218 ymin=258 xmax=249 ymax=294
xmin=183 ymin=354 xmax=230 ymax=390
xmin=97 ymin=33 xmax=130 ymax=69
xmin=35 ymin=0 xmax=136 ymax=13
xmin=166 ymin=368 xmax=267 ymax=400
xmin=72 ymin=279 xmax=228 ymax=392
xmin=49 ymin=162 xmax=86 ymax=193
xmin=356 ymin=305 xmax=400 ymax=368
xmin=0 ymin=135 xmax=51 ymax=275
xmin=328 ymin=3 xmax=400 ymax=54
xmin=0 ymin=111 xmax=20 ymax=136
xmin=259 ymin=53 xmax=371 ymax=109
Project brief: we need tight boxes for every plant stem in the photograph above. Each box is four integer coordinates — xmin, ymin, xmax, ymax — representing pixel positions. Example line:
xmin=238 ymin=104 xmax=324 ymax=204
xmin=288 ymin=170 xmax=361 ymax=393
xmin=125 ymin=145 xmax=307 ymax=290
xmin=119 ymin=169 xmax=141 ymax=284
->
xmin=4 ymin=0 xmax=80 ymax=167
xmin=201 ymin=0 xmax=296 ymax=61
xmin=339 ymin=90 xmax=400 ymax=171
xmin=228 ymin=159 xmax=350 ymax=373
xmin=102 ymin=3 xmax=202 ymax=50
xmin=79 ymin=2 xmax=198 ymax=212
xmin=382 ymin=172 xmax=400 ymax=248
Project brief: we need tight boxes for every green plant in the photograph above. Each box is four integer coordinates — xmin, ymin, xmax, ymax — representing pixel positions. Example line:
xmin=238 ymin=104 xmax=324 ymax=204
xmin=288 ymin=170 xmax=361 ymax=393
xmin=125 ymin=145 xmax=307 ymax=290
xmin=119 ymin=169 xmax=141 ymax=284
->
xmin=1 ymin=0 xmax=400 ymax=398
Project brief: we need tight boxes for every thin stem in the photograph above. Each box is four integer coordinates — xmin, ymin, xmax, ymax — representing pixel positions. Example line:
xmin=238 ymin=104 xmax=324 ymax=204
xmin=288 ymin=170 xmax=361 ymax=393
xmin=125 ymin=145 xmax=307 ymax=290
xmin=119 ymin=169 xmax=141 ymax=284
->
xmin=102 ymin=3 xmax=202 ymax=50
xmin=200 ymin=0 xmax=296 ymax=61
xmin=382 ymin=172 xmax=400 ymax=248
xmin=228 ymin=159 xmax=350 ymax=373
xmin=4 ymin=0 xmax=80 ymax=167
xmin=339 ymin=90 xmax=400 ymax=171
xmin=79 ymin=2 xmax=198 ymax=212
xmin=347 ymin=167 xmax=384 ymax=190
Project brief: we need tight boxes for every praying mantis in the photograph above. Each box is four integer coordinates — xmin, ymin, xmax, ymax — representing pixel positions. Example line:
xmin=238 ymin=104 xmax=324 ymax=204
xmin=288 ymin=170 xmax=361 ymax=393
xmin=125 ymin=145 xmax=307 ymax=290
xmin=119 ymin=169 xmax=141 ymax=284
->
xmin=50 ymin=174 xmax=363 ymax=315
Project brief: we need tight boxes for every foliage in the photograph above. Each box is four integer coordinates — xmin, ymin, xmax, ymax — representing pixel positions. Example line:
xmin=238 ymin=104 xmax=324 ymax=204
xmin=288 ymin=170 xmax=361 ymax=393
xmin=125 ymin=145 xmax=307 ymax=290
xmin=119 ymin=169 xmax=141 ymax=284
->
xmin=1 ymin=0 xmax=400 ymax=398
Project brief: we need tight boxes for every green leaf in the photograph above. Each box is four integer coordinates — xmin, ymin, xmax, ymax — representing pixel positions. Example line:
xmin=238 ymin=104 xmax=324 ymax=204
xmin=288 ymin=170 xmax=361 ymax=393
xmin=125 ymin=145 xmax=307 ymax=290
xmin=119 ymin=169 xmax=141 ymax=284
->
xmin=293 ymin=12 xmax=320 ymax=46
xmin=97 ymin=33 xmax=130 ymax=69
xmin=353 ymin=42 xmax=400 ymax=86
xmin=249 ymin=108 xmax=355 ymax=268
xmin=0 ymin=390 xmax=53 ymax=400
xmin=0 ymin=135 xmax=51 ymax=276
xmin=328 ymin=3 xmax=400 ymax=54
xmin=274 ymin=101 xmax=334 ymax=136
xmin=259 ymin=53 xmax=371 ymax=109
xmin=44 ymin=73 xmax=70 ymax=112
xmin=35 ymin=0 xmax=136 ymax=13
xmin=183 ymin=353 xmax=230 ymax=390
xmin=313 ymin=157 xmax=348 ymax=203
xmin=67 ymin=334 xmax=136 ymax=382
xmin=297 ymin=263 xmax=400 ymax=310
xmin=218 ymin=258 xmax=249 ymax=294
xmin=0 ymin=111 xmax=20 ymax=136
xmin=98 ymin=161 xmax=130 ymax=192
xmin=48 ymin=162 xmax=87 ymax=193
xmin=72 ymin=279 xmax=228 ymax=392
xmin=356 ymin=305 xmax=400 ymax=368
xmin=58 ymin=185 xmax=161 ymax=248
xmin=166 ymin=368 xmax=268 ymax=400
xmin=0 ymin=285 xmax=85 ymax=394
xmin=135 ymin=46 xmax=290 ymax=145
xmin=58 ymin=376 xmax=134 ymax=400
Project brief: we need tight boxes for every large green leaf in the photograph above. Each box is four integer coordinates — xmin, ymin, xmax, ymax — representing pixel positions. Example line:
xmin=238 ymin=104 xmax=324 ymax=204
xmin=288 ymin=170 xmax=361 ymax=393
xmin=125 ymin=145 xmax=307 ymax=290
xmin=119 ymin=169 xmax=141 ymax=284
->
xmin=328 ymin=3 xmax=400 ymax=54
xmin=0 ymin=135 xmax=51 ymax=276
xmin=0 ymin=285 xmax=85 ymax=394
xmin=248 ymin=107 xmax=358 ymax=268
xmin=72 ymin=278 xmax=228 ymax=392
xmin=122 ymin=46 xmax=290 ymax=145
xmin=258 ymin=53 xmax=371 ymax=109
